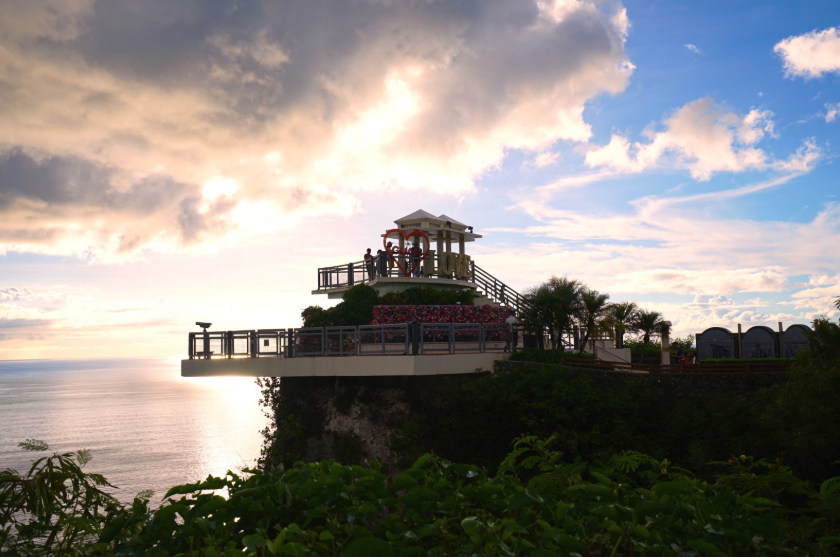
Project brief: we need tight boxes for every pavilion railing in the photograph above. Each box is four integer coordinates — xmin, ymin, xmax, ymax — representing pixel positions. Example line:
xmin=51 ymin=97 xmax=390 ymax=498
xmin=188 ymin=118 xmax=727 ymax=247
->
xmin=316 ymin=254 xmax=530 ymax=314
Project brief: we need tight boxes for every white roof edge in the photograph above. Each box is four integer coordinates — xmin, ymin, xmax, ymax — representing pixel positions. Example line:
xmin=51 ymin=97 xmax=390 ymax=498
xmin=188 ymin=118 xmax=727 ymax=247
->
xmin=437 ymin=214 xmax=467 ymax=227
xmin=395 ymin=209 xmax=438 ymax=222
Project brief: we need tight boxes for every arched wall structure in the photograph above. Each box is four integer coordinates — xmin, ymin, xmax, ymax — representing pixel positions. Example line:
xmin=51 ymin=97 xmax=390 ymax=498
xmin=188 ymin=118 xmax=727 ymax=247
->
xmin=782 ymin=324 xmax=812 ymax=358
xmin=696 ymin=327 xmax=737 ymax=361
xmin=742 ymin=326 xmax=777 ymax=359
xmin=695 ymin=323 xmax=813 ymax=361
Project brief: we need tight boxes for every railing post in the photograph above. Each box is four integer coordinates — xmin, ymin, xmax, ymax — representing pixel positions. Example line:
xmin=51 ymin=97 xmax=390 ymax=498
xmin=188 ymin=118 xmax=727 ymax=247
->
xmin=322 ymin=328 xmax=326 ymax=357
xmin=411 ymin=322 xmax=420 ymax=355
xmin=480 ymin=323 xmax=485 ymax=353
xmin=288 ymin=329 xmax=295 ymax=358
xmin=250 ymin=331 xmax=257 ymax=358
xmin=189 ymin=333 xmax=194 ymax=359
xmin=471 ymin=260 xmax=475 ymax=282
xmin=449 ymin=323 xmax=454 ymax=354
xmin=203 ymin=329 xmax=210 ymax=359
xmin=349 ymin=263 xmax=354 ymax=286
xmin=355 ymin=326 xmax=361 ymax=356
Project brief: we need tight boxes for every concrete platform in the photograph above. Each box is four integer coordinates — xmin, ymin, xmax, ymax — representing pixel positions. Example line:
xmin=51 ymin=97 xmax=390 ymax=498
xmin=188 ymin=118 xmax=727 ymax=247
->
xmin=181 ymin=352 xmax=507 ymax=377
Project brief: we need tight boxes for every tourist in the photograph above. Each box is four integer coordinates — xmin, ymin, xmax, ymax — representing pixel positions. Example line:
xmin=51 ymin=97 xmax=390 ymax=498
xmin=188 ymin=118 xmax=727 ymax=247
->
xmin=411 ymin=241 xmax=423 ymax=276
xmin=376 ymin=248 xmax=386 ymax=277
xmin=385 ymin=241 xmax=394 ymax=275
xmin=681 ymin=352 xmax=695 ymax=372
xmin=500 ymin=284 xmax=508 ymax=306
xmin=364 ymin=248 xmax=374 ymax=280
xmin=675 ymin=343 xmax=684 ymax=363
xmin=505 ymin=313 xmax=518 ymax=352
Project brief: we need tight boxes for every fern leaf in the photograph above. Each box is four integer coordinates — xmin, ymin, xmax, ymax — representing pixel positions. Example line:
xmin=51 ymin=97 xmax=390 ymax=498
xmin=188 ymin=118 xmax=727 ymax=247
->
xmin=19 ymin=439 xmax=49 ymax=451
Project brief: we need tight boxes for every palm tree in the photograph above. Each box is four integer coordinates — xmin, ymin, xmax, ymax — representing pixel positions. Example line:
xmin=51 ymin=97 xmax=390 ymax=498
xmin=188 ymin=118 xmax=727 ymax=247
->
xmin=835 ymin=295 xmax=840 ymax=311
xmin=521 ymin=276 xmax=583 ymax=351
xmin=632 ymin=309 xmax=668 ymax=355
xmin=577 ymin=289 xmax=611 ymax=354
xmin=605 ymin=301 xmax=637 ymax=348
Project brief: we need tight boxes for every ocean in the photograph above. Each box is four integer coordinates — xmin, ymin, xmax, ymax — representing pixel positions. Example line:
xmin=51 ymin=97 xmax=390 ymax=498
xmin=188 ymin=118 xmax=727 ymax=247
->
xmin=0 ymin=357 xmax=268 ymax=504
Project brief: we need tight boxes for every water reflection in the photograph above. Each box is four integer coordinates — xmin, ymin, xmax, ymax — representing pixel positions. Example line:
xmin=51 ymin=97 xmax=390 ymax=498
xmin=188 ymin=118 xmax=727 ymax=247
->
xmin=0 ymin=358 xmax=268 ymax=503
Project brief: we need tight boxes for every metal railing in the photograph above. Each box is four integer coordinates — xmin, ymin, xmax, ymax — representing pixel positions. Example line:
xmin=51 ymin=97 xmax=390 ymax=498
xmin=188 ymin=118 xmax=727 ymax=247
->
xmin=188 ymin=323 xmax=519 ymax=359
xmin=315 ymin=254 xmax=531 ymax=314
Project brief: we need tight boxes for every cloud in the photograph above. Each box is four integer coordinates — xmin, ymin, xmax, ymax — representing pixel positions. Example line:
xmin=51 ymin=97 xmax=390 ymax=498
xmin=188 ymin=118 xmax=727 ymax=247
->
xmin=0 ymin=0 xmax=633 ymax=261
xmin=774 ymin=27 xmax=840 ymax=79
xmin=826 ymin=103 xmax=840 ymax=123
xmin=532 ymin=151 xmax=562 ymax=168
xmin=685 ymin=44 xmax=701 ymax=55
xmin=584 ymin=98 xmax=816 ymax=180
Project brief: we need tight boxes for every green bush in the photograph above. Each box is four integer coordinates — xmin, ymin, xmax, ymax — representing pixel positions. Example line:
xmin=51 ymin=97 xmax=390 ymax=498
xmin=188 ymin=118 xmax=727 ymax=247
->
xmin=623 ymin=338 xmax=661 ymax=356
xmin=702 ymin=358 xmax=793 ymax=364
xmin=303 ymin=285 xmax=475 ymax=327
xmin=380 ymin=286 xmax=475 ymax=306
xmin=417 ymin=363 xmax=778 ymax=476
xmin=760 ymin=318 xmax=840 ymax=481
xmin=509 ymin=349 xmax=598 ymax=364
xmin=4 ymin=438 xmax=840 ymax=556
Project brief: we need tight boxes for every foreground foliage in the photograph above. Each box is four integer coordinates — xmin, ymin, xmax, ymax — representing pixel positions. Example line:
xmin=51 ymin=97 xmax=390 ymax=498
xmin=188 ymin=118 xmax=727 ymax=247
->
xmin=3 ymin=437 xmax=840 ymax=556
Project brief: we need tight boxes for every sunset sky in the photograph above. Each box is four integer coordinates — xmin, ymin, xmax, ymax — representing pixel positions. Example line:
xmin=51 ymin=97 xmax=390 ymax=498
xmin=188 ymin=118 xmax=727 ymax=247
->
xmin=1 ymin=0 xmax=839 ymax=360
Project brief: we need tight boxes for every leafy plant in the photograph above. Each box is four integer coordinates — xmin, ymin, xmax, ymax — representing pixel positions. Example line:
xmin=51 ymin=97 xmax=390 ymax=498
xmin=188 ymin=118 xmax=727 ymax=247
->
xmin=631 ymin=309 xmax=668 ymax=354
xmin=520 ymin=275 xmax=583 ymax=351
xmin=509 ymin=348 xmax=598 ymax=363
xmin=760 ymin=317 xmax=840 ymax=481
xmin=0 ymin=440 xmax=129 ymax=556
xmin=576 ymin=289 xmax=611 ymax=354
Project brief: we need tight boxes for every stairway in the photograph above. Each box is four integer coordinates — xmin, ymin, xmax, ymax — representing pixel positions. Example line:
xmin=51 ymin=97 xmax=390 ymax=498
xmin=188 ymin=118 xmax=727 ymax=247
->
xmin=472 ymin=289 xmax=502 ymax=307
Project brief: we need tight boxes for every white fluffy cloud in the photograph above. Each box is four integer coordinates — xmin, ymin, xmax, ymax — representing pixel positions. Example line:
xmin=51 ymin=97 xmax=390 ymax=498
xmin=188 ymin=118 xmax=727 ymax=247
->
xmin=0 ymin=0 xmax=633 ymax=261
xmin=826 ymin=103 xmax=840 ymax=123
xmin=774 ymin=27 xmax=840 ymax=79
xmin=583 ymin=98 xmax=813 ymax=180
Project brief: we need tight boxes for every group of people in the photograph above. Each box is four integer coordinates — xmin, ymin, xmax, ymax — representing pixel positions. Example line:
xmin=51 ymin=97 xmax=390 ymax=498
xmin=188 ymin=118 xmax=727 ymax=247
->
xmin=673 ymin=344 xmax=696 ymax=371
xmin=364 ymin=241 xmax=424 ymax=279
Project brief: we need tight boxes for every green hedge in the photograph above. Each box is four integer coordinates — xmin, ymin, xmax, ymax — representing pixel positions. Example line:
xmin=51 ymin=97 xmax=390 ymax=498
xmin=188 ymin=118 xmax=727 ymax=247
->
xmin=701 ymin=358 xmax=793 ymax=364
xmin=509 ymin=349 xmax=598 ymax=364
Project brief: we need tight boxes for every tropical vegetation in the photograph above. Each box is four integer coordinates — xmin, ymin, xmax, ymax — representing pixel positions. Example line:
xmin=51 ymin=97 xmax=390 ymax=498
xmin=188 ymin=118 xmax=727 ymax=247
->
xmin=519 ymin=275 xmax=671 ymax=354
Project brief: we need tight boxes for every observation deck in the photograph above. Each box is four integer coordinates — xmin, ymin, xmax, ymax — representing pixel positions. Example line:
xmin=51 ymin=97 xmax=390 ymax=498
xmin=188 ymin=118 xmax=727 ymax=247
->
xmin=314 ymin=210 xmax=527 ymax=315
xmin=181 ymin=322 xmax=522 ymax=377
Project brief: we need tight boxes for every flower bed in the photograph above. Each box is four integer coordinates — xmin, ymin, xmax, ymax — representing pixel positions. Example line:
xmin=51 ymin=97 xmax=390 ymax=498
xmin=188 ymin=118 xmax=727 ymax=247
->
xmin=372 ymin=304 xmax=514 ymax=325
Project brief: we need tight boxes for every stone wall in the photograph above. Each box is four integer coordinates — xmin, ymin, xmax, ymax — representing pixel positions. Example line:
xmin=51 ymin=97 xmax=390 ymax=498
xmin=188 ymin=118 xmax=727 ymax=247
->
xmin=264 ymin=362 xmax=789 ymax=472
xmin=494 ymin=360 xmax=788 ymax=399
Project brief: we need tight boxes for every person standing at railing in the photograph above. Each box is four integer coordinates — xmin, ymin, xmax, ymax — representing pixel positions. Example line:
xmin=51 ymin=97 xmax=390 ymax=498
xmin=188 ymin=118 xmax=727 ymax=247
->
xmin=410 ymin=241 xmax=423 ymax=277
xmin=385 ymin=241 xmax=394 ymax=276
xmin=500 ymin=284 xmax=507 ymax=306
xmin=365 ymin=248 xmax=374 ymax=280
xmin=377 ymin=247 xmax=387 ymax=277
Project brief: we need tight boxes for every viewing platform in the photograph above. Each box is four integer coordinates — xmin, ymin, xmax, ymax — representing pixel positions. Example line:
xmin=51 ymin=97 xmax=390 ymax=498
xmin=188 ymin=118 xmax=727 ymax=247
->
xmin=181 ymin=323 xmax=518 ymax=378
xmin=182 ymin=210 xmax=535 ymax=378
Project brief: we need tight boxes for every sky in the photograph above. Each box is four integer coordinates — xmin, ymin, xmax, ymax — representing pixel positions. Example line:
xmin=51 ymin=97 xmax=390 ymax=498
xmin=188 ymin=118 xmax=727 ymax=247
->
xmin=1 ymin=0 xmax=839 ymax=360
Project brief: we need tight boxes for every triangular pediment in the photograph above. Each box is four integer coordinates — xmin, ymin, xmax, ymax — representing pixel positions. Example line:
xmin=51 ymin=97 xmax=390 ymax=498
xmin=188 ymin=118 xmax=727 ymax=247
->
xmin=395 ymin=209 xmax=439 ymax=223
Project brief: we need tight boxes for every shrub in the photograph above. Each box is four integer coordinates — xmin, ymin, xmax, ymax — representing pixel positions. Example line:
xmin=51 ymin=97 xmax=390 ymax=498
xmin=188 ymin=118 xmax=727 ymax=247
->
xmin=623 ymin=337 xmax=662 ymax=356
xmin=760 ymin=318 xmax=840 ymax=481
xmin=702 ymin=358 xmax=793 ymax=364
xmin=303 ymin=285 xmax=476 ymax=327
xmin=4 ymin=439 xmax=840 ymax=556
xmin=509 ymin=349 xmax=598 ymax=364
